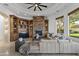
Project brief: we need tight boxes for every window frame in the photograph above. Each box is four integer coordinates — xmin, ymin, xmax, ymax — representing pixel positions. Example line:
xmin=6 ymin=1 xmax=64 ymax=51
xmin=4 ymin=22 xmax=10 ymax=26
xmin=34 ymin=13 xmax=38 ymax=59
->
xmin=68 ymin=8 xmax=79 ymax=38
xmin=56 ymin=16 xmax=64 ymax=35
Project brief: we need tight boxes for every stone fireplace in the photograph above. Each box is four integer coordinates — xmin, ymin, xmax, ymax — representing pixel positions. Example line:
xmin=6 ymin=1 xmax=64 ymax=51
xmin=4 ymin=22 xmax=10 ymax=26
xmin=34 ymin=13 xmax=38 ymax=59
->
xmin=33 ymin=16 xmax=45 ymax=37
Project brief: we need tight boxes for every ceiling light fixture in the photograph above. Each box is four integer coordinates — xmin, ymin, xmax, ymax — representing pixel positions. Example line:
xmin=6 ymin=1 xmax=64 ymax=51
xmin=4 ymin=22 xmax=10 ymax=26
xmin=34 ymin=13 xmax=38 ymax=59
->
xmin=26 ymin=3 xmax=47 ymax=11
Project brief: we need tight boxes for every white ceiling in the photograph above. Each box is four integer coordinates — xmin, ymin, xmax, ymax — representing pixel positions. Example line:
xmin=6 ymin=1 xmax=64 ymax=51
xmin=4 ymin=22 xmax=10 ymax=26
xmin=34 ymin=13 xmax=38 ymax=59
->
xmin=0 ymin=3 xmax=78 ymax=19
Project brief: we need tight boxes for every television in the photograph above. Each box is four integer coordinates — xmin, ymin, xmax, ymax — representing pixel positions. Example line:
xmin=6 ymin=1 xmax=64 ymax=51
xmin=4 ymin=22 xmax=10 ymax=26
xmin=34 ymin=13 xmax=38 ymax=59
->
xmin=35 ymin=30 xmax=42 ymax=36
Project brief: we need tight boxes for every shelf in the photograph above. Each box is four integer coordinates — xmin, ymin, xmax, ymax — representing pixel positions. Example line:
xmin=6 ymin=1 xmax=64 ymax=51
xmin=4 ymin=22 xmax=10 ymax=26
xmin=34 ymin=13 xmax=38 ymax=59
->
xmin=10 ymin=16 xmax=48 ymax=41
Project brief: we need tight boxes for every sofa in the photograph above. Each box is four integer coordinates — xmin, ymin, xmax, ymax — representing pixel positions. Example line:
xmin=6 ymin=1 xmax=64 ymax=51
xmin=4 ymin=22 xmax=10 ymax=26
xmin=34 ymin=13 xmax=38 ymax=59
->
xmin=19 ymin=37 xmax=79 ymax=54
xmin=40 ymin=40 xmax=59 ymax=53
xmin=39 ymin=38 xmax=79 ymax=53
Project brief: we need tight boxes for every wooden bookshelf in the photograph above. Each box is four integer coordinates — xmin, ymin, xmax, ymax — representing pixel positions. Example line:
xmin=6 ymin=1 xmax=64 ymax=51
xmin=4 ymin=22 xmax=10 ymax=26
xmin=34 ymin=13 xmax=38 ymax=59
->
xmin=10 ymin=15 xmax=48 ymax=42
xmin=44 ymin=20 xmax=48 ymax=38
xmin=10 ymin=15 xmax=19 ymax=41
xmin=10 ymin=15 xmax=29 ymax=41
xmin=29 ymin=20 xmax=33 ymax=38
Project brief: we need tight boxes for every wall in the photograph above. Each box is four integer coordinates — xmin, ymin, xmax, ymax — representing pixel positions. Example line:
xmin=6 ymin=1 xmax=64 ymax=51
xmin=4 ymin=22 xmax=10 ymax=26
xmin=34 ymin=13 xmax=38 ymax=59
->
xmin=0 ymin=15 xmax=4 ymax=40
xmin=0 ymin=12 xmax=10 ymax=55
xmin=48 ymin=16 xmax=57 ymax=35
xmin=4 ymin=16 xmax=10 ymax=42
xmin=0 ymin=12 xmax=10 ymax=42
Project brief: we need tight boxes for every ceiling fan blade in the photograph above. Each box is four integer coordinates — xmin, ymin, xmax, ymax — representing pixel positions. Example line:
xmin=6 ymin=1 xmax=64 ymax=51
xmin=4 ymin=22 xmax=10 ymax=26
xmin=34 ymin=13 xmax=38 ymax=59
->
xmin=26 ymin=3 xmax=34 ymax=4
xmin=39 ymin=5 xmax=47 ymax=8
xmin=34 ymin=6 xmax=36 ymax=11
xmin=38 ymin=6 xmax=42 ymax=11
xmin=37 ymin=3 xmax=41 ymax=5
xmin=27 ymin=5 xmax=34 ymax=9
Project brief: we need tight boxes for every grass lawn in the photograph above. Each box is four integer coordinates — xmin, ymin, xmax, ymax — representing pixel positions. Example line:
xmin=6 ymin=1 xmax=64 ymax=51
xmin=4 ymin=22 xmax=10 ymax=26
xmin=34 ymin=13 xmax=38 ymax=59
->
xmin=69 ymin=33 xmax=79 ymax=38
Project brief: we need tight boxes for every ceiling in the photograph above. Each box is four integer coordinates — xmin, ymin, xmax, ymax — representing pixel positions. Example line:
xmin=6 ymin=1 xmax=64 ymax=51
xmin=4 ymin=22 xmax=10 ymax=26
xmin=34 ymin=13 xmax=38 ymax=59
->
xmin=0 ymin=3 xmax=78 ymax=19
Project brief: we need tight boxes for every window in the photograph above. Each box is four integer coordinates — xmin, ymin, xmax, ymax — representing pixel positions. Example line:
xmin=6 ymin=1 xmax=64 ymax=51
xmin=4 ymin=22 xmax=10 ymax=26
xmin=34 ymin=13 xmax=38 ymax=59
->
xmin=69 ymin=8 xmax=79 ymax=38
xmin=56 ymin=16 xmax=64 ymax=35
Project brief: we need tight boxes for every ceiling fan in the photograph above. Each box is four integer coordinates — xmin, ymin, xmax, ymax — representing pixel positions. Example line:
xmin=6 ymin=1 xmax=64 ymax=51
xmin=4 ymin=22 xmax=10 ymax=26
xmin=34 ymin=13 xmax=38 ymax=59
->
xmin=26 ymin=3 xmax=47 ymax=11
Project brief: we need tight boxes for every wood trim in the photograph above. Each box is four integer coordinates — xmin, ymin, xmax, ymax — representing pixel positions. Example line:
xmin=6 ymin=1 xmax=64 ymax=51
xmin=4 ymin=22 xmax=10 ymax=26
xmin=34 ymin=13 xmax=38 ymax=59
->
xmin=56 ymin=16 xmax=64 ymax=20
xmin=68 ymin=8 xmax=79 ymax=15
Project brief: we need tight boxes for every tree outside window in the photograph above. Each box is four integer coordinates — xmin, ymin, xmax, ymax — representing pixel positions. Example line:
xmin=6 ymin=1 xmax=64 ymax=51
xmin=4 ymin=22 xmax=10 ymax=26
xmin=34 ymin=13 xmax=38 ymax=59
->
xmin=56 ymin=16 xmax=64 ymax=35
xmin=69 ymin=9 xmax=79 ymax=38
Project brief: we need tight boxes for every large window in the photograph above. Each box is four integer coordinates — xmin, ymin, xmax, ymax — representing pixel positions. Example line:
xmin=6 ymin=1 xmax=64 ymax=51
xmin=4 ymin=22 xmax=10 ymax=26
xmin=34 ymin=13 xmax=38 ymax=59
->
xmin=56 ymin=16 xmax=64 ymax=35
xmin=69 ymin=8 xmax=79 ymax=38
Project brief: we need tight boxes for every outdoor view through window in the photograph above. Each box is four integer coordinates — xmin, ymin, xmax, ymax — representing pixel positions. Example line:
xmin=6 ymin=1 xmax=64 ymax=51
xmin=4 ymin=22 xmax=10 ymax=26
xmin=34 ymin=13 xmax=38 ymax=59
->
xmin=56 ymin=16 xmax=64 ymax=35
xmin=69 ymin=9 xmax=79 ymax=38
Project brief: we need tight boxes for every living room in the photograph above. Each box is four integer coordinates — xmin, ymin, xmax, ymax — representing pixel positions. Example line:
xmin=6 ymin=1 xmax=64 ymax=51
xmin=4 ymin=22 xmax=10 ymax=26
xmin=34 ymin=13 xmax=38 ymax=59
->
xmin=0 ymin=3 xmax=79 ymax=56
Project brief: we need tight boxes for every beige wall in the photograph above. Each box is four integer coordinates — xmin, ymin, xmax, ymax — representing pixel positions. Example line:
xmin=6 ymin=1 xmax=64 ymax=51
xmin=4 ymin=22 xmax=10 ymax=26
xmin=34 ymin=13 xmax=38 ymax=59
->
xmin=0 ymin=12 xmax=10 ymax=42
xmin=0 ymin=12 xmax=10 ymax=55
